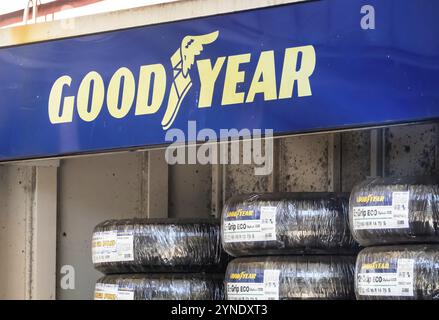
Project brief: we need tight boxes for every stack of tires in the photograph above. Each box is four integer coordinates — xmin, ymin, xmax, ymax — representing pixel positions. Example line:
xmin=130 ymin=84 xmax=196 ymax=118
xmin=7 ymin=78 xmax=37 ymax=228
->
xmin=222 ymin=193 xmax=359 ymax=300
xmin=349 ymin=176 xmax=439 ymax=300
xmin=91 ymin=218 xmax=226 ymax=300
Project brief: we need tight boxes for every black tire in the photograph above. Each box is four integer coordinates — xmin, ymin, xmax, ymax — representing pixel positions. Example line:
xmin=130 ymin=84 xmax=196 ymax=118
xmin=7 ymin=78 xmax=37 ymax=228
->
xmin=95 ymin=273 xmax=224 ymax=300
xmin=225 ymin=256 xmax=356 ymax=300
xmin=222 ymin=193 xmax=358 ymax=257
xmin=355 ymin=245 xmax=439 ymax=300
xmin=92 ymin=218 xmax=228 ymax=274
xmin=349 ymin=176 xmax=439 ymax=246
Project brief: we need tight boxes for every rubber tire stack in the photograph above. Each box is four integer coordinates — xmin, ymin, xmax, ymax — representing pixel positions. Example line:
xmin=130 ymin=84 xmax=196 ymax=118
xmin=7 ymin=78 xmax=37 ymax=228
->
xmin=226 ymin=256 xmax=356 ymax=300
xmin=350 ymin=176 xmax=439 ymax=300
xmin=95 ymin=274 xmax=224 ymax=300
xmin=92 ymin=218 xmax=226 ymax=300
xmin=222 ymin=192 xmax=358 ymax=300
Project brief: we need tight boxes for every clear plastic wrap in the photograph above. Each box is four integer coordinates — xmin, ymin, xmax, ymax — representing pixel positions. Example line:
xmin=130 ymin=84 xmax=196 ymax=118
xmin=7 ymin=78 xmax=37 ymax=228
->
xmin=225 ymin=256 xmax=356 ymax=300
xmin=355 ymin=245 xmax=439 ymax=300
xmin=221 ymin=192 xmax=358 ymax=257
xmin=95 ymin=273 xmax=225 ymax=300
xmin=349 ymin=176 xmax=439 ymax=246
xmin=92 ymin=218 xmax=228 ymax=274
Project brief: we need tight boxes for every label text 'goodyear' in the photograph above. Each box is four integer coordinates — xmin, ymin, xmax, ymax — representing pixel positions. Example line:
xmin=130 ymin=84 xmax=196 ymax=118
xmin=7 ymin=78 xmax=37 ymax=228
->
xmin=48 ymin=31 xmax=316 ymax=130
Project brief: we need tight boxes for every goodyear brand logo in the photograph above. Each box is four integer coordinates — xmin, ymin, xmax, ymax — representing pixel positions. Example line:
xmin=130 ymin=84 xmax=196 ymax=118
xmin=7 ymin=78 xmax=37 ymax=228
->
xmin=229 ymin=272 xmax=257 ymax=280
xmin=356 ymin=194 xmax=385 ymax=204
xmin=362 ymin=262 xmax=390 ymax=270
xmin=226 ymin=209 xmax=254 ymax=218
xmin=48 ymin=31 xmax=316 ymax=130
xmin=162 ymin=31 xmax=219 ymax=130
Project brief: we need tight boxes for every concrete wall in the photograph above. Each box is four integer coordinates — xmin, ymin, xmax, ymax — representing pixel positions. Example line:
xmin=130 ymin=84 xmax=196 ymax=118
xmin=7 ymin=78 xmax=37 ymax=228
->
xmin=385 ymin=124 xmax=439 ymax=177
xmin=0 ymin=166 xmax=33 ymax=299
xmin=56 ymin=153 xmax=146 ymax=300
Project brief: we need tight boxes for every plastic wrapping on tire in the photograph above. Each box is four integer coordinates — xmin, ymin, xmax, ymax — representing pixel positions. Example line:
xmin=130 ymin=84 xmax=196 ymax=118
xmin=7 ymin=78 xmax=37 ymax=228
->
xmin=225 ymin=256 xmax=356 ymax=300
xmin=95 ymin=273 xmax=225 ymax=300
xmin=92 ymin=218 xmax=228 ymax=274
xmin=221 ymin=192 xmax=358 ymax=257
xmin=349 ymin=176 xmax=439 ymax=246
xmin=355 ymin=245 xmax=439 ymax=300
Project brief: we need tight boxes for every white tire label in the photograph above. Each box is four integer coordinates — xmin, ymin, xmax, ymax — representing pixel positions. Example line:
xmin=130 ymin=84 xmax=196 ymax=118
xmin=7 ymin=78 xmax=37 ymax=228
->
xmin=227 ymin=270 xmax=280 ymax=300
xmin=117 ymin=288 xmax=135 ymax=300
xmin=357 ymin=259 xmax=414 ymax=297
xmin=223 ymin=206 xmax=276 ymax=243
xmin=94 ymin=283 xmax=135 ymax=300
xmin=352 ymin=191 xmax=410 ymax=230
xmin=92 ymin=229 xmax=134 ymax=263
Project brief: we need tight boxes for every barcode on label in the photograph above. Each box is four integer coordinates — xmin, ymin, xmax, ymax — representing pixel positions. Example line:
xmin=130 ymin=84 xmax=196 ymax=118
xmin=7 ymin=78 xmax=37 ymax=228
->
xmin=397 ymin=220 xmax=405 ymax=225
xmin=401 ymin=288 xmax=409 ymax=293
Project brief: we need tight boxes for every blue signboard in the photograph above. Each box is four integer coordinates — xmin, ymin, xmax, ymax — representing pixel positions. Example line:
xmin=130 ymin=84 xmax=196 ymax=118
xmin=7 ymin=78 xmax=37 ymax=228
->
xmin=1 ymin=0 xmax=439 ymax=161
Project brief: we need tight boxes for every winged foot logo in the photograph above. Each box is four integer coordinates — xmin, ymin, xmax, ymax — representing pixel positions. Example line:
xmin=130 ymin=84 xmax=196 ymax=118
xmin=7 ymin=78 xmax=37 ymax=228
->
xmin=48 ymin=31 xmax=316 ymax=130
xmin=162 ymin=31 xmax=219 ymax=130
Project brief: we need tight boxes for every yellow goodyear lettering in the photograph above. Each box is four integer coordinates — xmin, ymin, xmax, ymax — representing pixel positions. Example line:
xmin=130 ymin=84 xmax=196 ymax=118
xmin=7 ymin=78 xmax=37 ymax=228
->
xmin=92 ymin=240 xmax=103 ymax=248
xmin=48 ymin=75 xmax=75 ymax=124
xmin=362 ymin=262 xmax=390 ymax=270
xmin=356 ymin=194 xmax=385 ymax=204
xmin=246 ymin=50 xmax=277 ymax=103
xmin=103 ymin=293 xmax=117 ymax=300
xmin=226 ymin=209 xmax=254 ymax=218
xmin=229 ymin=272 xmax=257 ymax=280
xmin=102 ymin=240 xmax=116 ymax=246
xmin=221 ymin=53 xmax=251 ymax=106
xmin=107 ymin=67 xmax=136 ymax=119
xmin=279 ymin=45 xmax=316 ymax=99
xmin=196 ymin=57 xmax=226 ymax=108
xmin=48 ymin=31 xmax=316 ymax=129
xmin=136 ymin=64 xmax=167 ymax=115
xmin=77 ymin=71 xmax=105 ymax=122
xmin=94 ymin=292 xmax=104 ymax=299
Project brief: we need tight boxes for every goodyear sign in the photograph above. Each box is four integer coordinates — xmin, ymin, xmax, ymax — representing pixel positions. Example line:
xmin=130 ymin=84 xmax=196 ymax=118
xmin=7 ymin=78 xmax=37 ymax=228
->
xmin=228 ymin=271 xmax=261 ymax=283
xmin=352 ymin=192 xmax=393 ymax=206
xmin=360 ymin=261 xmax=397 ymax=273
xmin=48 ymin=31 xmax=315 ymax=130
xmin=225 ymin=209 xmax=257 ymax=220
xmin=1 ymin=0 xmax=439 ymax=161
